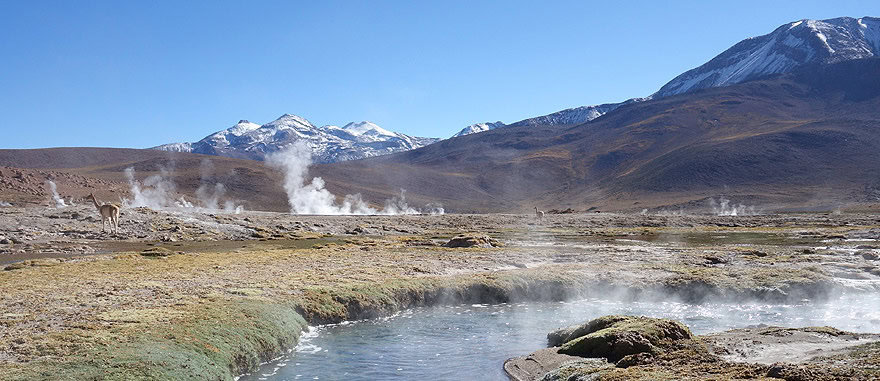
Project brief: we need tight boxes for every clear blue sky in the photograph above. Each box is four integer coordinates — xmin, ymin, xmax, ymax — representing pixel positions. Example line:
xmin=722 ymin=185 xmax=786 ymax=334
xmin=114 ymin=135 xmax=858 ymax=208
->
xmin=1 ymin=1 xmax=878 ymax=149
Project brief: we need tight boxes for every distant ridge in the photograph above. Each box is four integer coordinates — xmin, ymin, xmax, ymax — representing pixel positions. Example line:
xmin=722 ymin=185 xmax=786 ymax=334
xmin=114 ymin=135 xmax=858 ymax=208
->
xmin=456 ymin=16 xmax=880 ymax=137
xmin=154 ymin=115 xmax=439 ymax=163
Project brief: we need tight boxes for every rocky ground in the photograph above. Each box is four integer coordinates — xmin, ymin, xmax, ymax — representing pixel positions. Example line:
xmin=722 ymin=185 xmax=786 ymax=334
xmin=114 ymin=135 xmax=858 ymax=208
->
xmin=0 ymin=166 xmax=127 ymax=207
xmin=506 ymin=316 xmax=880 ymax=380
xmin=1 ymin=204 xmax=879 ymax=379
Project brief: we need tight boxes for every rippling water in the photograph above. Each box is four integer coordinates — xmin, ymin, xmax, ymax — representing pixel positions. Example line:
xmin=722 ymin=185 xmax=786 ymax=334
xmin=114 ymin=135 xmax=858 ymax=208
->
xmin=240 ymin=293 xmax=880 ymax=381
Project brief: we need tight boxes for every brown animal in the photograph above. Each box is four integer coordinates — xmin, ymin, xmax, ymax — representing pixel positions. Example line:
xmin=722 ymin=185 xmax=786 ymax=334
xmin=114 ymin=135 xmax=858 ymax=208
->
xmin=535 ymin=206 xmax=545 ymax=219
xmin=86 ymin=193 xmax=120 ymax=234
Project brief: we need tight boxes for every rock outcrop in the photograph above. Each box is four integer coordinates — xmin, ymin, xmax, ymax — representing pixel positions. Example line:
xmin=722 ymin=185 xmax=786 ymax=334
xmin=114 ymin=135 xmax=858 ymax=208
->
xmin=551 ymin=315 xmax=693 ymax=362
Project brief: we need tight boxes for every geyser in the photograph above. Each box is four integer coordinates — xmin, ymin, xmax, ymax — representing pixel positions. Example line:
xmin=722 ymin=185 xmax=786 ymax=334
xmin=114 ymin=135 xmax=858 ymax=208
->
xmin=123 ymin=166 xmax=243 ymax=213
xmin=46 ymin=180 xmax=66 ymax=208
xmin=266 ymin=142 xmax=443 ymax=215
xmin=710 ymin=197 xmax=757 ymax=216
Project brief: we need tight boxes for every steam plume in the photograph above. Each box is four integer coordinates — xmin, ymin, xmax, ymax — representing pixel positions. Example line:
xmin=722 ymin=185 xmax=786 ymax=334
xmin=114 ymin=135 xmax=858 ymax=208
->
xmin=123 ymin=167 xmax=243 ymax=213
xmin=709 ymin=197 xmax=757 ymax=216
xmin=46 ymin=180 xmax=66 ymax=208
xmin=266 ymin=142 xmax=443 ymax=215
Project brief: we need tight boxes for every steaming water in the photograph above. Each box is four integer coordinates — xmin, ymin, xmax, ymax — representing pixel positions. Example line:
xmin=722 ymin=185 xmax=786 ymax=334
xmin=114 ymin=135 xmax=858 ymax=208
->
xmin=240 ymin=293 xmax=880 ymax=381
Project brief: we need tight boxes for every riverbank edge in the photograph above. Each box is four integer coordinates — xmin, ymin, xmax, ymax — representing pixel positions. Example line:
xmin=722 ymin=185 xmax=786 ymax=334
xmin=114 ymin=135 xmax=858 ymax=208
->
xmin=1 ymin=264 xmax=845 ymax=380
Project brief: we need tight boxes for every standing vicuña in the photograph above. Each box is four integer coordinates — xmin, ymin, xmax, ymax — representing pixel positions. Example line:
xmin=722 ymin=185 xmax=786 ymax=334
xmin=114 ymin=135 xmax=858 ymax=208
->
xmin=87 ymin=193 xmax=120 ymax=234
xmin=535 ymin=206 xmax=545 ymax=219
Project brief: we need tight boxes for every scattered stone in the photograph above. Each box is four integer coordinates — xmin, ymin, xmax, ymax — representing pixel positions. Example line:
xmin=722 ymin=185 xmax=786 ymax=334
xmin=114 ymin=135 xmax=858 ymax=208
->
xmin=547 ymin=208 xmax=575 ymax=214
xmin=3 ymin=262 xmax=28 ymax=271
xmin=743 ymin=250 xmax=768 ymax=257
xmin=504 ymin=348 xmax=605 ymax=381
xmin=345 ymin=226 xmax=369 ymax=235
xmin=766 ymin=362 xmax=825 ymax=380
xmin=615 ymin=351 xmax=655 ymax=368
xmin=141 ymin=247 xmax=174 ymax=257
xmin=859 ymin=251 xmax=879 ymax=260
xmin=404 ymin=239 xmax=438 ymax=247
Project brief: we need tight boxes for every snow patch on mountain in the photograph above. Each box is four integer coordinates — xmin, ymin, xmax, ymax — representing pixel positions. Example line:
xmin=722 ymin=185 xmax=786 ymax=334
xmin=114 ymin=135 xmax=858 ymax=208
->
xmin=152 ymin=142 xmax=193 ymax=153
xmin=508 ymin=103 xmax=629 ymax=128
xmin=452 ymin=121 xmax=506 ymax=137
xmin=154 ymin=115 xmax=439 ymax=163
xmin=655 ymin=16 xmax=880 ymax=98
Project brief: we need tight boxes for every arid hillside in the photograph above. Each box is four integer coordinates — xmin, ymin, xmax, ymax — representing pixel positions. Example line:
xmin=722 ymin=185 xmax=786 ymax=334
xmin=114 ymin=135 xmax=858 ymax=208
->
xmin=313 ymin=59 xmax=880 ymax=212
xmin=0 ymin=149 xmax=290 ymax=212
xmin=3 ymin=59 xmax=880 ymax=213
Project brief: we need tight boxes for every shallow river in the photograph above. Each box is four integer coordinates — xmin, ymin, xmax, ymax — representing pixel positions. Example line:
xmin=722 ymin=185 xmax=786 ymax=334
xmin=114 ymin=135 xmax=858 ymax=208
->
xmin=240 ymin=293 xmax=880 ymax=381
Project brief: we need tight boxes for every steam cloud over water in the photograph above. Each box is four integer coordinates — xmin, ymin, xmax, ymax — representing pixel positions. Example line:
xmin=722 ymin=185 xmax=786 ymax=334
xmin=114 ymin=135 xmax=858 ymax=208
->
xmin=267 ymin=142 xmax=443 ymax=215
xmin=123 ymin=167 xmax=243 ymax=213
xmin=46 ymin=180 xmax=67 ymax=208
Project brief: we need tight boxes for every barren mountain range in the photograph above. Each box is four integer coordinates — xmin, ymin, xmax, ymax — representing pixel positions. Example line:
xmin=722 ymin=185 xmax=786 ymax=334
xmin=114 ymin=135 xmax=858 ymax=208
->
xmin=3 ymin=17 xmax=880 ymax=213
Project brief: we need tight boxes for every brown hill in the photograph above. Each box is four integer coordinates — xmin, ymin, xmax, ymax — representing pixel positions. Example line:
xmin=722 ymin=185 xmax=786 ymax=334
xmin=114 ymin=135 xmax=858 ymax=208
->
xmin=0 ymin=148 xmax=290 ymax=212
xmin=3 ymin=59 xmax=880 ymax=213
xmin=311 ymin=59 xmax=880 ymax=212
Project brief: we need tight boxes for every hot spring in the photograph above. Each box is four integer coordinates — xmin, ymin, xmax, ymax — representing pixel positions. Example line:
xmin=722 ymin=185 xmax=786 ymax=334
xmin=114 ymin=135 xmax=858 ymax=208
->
xmin=239 ymin=293 xmax=880 ymax=381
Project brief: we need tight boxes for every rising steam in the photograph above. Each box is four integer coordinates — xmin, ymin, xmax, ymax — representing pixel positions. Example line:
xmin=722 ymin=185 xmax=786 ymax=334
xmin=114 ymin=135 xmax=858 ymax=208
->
xmin=709 ymin=197 xmax=757 ymax=216
xmin=46 ymin=180 xmax=67 ymax=208
xmin=266 ymin=142 xmax=443 ymax=215
xmin=123 ymin=166 xmax=243 ymax=213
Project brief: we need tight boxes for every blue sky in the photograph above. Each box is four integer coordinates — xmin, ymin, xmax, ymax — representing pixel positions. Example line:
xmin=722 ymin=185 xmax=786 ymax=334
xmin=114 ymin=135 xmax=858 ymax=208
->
xmin=1 ymin=1 xmax=879 ymax=149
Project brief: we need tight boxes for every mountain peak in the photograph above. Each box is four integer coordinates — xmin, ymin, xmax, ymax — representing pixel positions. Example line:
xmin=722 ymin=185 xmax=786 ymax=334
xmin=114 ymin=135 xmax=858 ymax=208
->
xmin=341 ymin=121 xmax=395 ymax=137
xmin=267 ymin=114 xmax=315 ymax=130
xmin=452 ymin=121 xmax=506 ymax=137
xmin=654 ymin=16 xmax=880 ymax=98
xmin=155 ymin=115 xmax=438 ymax=163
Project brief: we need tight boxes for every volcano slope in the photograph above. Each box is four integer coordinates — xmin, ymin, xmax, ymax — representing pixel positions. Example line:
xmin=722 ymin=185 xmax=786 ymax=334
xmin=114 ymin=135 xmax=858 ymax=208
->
xmin=312 ymin=58 xmax=880 ymax=213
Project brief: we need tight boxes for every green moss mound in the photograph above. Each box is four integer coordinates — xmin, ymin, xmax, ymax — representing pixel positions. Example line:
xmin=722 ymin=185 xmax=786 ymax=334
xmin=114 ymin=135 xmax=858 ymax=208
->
xmin=554 ymin=315 xmax=693 ymax=362
xmin=4 ymin=300 xmax=307 ymax=381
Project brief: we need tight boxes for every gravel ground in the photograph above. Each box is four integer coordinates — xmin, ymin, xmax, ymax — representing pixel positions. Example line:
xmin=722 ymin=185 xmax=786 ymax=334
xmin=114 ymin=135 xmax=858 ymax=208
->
xmin=1 ymin=205 xmax=880 ymax=379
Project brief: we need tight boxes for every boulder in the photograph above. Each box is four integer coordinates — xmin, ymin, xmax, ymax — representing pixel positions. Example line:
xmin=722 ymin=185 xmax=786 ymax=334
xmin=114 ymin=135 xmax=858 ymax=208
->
xmin=551 ymin=315 xmax=693 ymax=362
xmin=859 ymin=251 xmax=879 ymax=261
xmin=443 ymin=235 xmax=500 ymax=248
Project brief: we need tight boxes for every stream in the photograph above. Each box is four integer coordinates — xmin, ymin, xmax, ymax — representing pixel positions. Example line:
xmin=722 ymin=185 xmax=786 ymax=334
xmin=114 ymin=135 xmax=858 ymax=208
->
xmin=239 ymin=293 xmax=880 ymax=381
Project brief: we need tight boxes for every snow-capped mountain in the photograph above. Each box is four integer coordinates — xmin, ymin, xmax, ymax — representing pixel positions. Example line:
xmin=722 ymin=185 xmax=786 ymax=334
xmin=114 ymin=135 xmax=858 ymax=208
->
xmin=152 ymin=142 xmax=193 ymax=152
xmin=453 ymin=16 xmax=880 ymax=138
xmin=153 ymin=115 xmax=439 ymax=163
xmin=158 ymin=17 xmax=880 ymax=155
xmin=452 ymin=100 xmax=647 ymax=137
xmin=655 ymin=16 xmax=880 ymax=97
xmin=506 ymin=102 xmax=637 ymax=128
xmin=452 ymin=121 xmax=506 ymax=137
